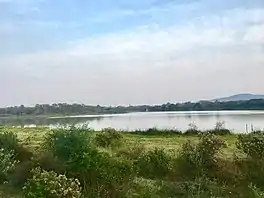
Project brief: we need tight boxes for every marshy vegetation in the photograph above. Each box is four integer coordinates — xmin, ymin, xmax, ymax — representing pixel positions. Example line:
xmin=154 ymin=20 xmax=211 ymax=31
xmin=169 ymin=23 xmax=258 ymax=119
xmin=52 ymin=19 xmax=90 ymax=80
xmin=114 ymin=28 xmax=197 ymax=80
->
xmin=0 ymin=124 xmax=264 ymax=197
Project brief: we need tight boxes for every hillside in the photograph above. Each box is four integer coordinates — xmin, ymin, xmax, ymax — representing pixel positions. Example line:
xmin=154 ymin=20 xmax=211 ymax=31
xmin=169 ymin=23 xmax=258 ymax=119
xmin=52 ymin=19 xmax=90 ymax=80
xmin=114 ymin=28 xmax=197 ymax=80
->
xmin=213 ymin=94 xmax=264 ymax=102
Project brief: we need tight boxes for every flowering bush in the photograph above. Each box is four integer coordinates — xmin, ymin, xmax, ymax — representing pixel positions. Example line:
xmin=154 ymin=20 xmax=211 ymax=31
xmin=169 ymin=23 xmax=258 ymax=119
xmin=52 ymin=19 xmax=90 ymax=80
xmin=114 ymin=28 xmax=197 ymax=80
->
xmin=236 ymin=133 xmax=264 ymax=159
xmin=23 ymin=168 xmax=82 ymax=198
xmin=0 ymin=148 xmax=18 ymax=182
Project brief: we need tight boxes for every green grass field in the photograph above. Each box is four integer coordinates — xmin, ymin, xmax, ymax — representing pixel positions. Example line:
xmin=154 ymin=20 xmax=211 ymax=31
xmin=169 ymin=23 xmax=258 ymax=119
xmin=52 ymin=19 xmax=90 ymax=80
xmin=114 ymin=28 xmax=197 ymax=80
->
xmin=10 ymin=127 xmax=239 ymax=157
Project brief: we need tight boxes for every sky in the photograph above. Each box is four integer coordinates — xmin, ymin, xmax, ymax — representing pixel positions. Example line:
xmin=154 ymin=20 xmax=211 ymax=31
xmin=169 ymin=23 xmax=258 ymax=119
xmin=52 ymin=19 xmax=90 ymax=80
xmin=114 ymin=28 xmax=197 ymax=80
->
xmin=1 ymin=0 xmax=264 ymax=107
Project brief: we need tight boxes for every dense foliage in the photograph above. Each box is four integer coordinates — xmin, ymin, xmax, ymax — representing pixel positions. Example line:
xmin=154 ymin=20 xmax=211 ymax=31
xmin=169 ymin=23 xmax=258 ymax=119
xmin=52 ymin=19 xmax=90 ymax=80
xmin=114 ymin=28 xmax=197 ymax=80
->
xmin=1 ymin=99 xmax=264 ymax=117
xmin=0 ymin=149 xmax=18 ymax=182
xmin=1 ymin=127 xmax=264 ymax=197
xmin=23 ymin=168 xmax=82 ymax=198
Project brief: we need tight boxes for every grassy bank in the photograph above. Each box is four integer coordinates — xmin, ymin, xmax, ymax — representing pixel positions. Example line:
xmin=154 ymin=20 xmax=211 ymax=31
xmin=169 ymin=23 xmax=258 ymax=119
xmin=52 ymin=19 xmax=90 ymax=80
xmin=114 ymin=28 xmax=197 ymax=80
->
xmin=0 ymin=126 xmax=264 ymax=197
xmin=5 ymin=127 xmax=239 ymax=157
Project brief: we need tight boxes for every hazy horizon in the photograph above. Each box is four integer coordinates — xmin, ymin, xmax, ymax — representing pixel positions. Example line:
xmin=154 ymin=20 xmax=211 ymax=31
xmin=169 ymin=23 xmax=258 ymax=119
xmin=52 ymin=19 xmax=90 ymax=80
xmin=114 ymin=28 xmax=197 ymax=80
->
xmin=1 ymin=0 xmax=264 ymax=107
xmin=1 ymin=92 xmax=264 ymax=108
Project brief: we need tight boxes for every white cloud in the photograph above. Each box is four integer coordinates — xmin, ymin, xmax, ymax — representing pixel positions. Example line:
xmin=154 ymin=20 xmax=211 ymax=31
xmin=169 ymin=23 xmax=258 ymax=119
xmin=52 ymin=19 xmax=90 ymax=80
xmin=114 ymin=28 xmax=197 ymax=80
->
xmin=4 ymin=7 xmax=262 ymax=63
xmin=1 ymin=7 xmax=264 ymax=106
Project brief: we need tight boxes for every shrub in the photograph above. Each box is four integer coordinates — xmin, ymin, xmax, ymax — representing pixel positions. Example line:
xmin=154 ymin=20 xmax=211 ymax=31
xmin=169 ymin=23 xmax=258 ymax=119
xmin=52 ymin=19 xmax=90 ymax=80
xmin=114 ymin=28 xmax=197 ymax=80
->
xmin=35 ymin=152 xmax=66 ymax=174
xmin=207 ymin=121 xmax=232 ymax=135
xmin=211 ymin=158 xmax=241 ymax=185
xmin=23 ymin=167 xmax=82 ymax=198
xmin=0 ymin=131 xmax=18 ymax=150
xmin=252 ymin=130 xmax=264 ymax=135
xmin=134 ymin=148 xmax=171 ymax=179
xmin=43 ymin=126 xmax=92 ymax=162
xmin=0 ymin=131 xmax=33 ymax=161
xmin=175 ymin=133 xmax=226 ymax=178
xmin=236 ymin=133 xmax=264 ymax=188
xmin=8 ymin=153 xmax=66 ymax=188
xmin=98 ymin=157 xmax=134 ymax=197
xmin=184 ymin=123 xmax=201 ymax=135
xmin=236 ymin=133 xmax=264 ymax=159
xmin=44 ymin=127 xmax=134 ymax=197
xmin=7 ymin=161 xmax=34 ymax=187
xmin=235 ymin=157 xmax=264 ymax=190
xmin=116 ymin=143 xmax=145 ymax=160
xmin=0 ymin=149 xmax=19 ymax=182
xmin=95 ymin=128 xmax=123 ymax=148
xmin=133 ymin=128 xmax=182 ymax=136
xmin=67 ymin=149 xmax=134 ymax=197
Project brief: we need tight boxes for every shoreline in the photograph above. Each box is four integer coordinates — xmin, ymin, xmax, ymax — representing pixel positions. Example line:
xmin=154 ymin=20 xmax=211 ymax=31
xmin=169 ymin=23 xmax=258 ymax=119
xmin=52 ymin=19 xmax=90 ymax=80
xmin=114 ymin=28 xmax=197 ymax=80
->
xmin=2 ymin=109 xmax=264 ymax=120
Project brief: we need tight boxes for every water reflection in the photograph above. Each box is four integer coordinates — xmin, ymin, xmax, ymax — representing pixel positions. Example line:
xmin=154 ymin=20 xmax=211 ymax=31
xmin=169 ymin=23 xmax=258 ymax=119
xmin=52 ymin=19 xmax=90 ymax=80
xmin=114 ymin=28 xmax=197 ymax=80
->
xmin=0 ymin=116 xmax=102 ymax=128
xmin=1 ymin=111 xmax=264 ymax=132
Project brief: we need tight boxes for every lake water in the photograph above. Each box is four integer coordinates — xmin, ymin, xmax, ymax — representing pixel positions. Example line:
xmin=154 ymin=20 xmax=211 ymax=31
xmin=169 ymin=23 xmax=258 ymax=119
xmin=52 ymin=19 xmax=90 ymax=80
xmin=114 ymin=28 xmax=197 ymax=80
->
xmin=1 ymin=111 xmax=264 ymax=132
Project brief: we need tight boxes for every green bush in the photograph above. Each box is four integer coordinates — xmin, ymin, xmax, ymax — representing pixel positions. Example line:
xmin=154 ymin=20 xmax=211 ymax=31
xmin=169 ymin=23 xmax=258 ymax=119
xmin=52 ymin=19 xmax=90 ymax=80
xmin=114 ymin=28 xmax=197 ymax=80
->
xmin=235 ymin=157 xmax=264 ymax=190
xmin=134 ymin=148 xmax=171 ymax=179
xmin=95 ymin=128 xmax=123 ymax=148
xmin=35 ymin=152 xmax=67 ymax=174
xmin=67 ymin=150 xmax=134 ymax=197
xmin=0 ymin=148 xmax=19 ymax=182
xmin=7 ymin=161 xmax=34 ymax=187
xmin=23 ymin=167 xmax=82 ymax=198
xmin=8 ymin=153 xmax=65 ymax=188
xmin=44 ymin=127 xmax=134 ymax=197
xmin=176 ymin=133 xmax=226 ymax=178
xmin=116 ymin=143 xmax=145 ymax=160
xmin=236 ymin=133 xmax=264 ymax=159
xmin=235 ymin=133 xmax=264 ymax=189
xmin=43 ymin=126 xmax=92 ymax=162
xmin=0 ymin=131 xmax=18 ymax=150
xmin=0 ymin=131 xmax=33 ymax=161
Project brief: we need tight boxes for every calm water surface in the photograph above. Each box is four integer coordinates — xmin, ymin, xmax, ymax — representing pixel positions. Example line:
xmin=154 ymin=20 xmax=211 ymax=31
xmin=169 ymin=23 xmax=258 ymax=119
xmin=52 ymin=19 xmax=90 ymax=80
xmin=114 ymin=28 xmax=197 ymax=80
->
xmin=1 ymin=111 xmax=264 ymax=132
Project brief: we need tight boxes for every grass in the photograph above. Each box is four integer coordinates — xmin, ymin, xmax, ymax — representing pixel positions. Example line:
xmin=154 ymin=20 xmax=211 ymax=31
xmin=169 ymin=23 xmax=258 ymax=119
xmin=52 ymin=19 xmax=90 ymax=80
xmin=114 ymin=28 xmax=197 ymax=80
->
xmin=1 ymin=126 xmax=264 ymax=197
xmin=9 ymin=127 xmax=239 ymax=157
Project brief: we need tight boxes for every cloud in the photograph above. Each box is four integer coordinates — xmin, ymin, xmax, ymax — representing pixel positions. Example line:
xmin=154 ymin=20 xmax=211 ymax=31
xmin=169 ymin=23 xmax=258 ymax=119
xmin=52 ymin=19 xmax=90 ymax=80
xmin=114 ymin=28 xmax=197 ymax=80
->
xmin=1 ymin=7 xmax=264 ymax=106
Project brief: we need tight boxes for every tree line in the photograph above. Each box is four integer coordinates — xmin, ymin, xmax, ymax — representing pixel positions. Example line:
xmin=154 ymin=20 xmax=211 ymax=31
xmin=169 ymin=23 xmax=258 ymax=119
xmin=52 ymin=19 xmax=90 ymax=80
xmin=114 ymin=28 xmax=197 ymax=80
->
xmin=1 ymin=99 xmax=264 ymax=117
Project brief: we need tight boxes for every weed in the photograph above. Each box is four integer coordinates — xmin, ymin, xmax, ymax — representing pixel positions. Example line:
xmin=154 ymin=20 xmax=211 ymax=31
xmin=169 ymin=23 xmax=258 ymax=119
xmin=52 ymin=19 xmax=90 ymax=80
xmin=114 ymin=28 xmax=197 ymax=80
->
xmin=0 ymin=130 xmax=33 ymax=161
xmin=207 ymin=121 xmax=232 ymax=135
xmin=115 ymin=143 xmax=145 ymax=160
xmin=184 ymin=123 xmax=201 ymax=135
xmin=95 ymin=128 xmax=123 ymax=148
xmin=132 ymin=128 xmax=182 ymax=136
xmin=175 ymin=133 xmax=226 ymax=178
xmin=134 ymin=148 xmax=171 ymax=179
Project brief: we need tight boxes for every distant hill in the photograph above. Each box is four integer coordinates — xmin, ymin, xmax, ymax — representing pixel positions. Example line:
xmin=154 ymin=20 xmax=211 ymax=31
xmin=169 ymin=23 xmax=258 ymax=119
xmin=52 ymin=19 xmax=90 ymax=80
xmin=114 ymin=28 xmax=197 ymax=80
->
xmin=213 ymin=94 xmax=264 ymax=102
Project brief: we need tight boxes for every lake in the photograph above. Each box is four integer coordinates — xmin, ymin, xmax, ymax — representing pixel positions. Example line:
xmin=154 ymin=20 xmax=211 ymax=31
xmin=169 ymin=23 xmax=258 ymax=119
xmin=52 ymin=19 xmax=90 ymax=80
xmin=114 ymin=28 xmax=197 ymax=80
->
xmin=1 ymin=111 xmax=264 ymax=132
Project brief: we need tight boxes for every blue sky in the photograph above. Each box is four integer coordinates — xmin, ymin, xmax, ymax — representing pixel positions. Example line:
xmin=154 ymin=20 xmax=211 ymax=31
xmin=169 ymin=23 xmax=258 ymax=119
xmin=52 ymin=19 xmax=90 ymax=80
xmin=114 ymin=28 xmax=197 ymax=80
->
xmin=1 ymin=0 xmax=263 ymax=55
xmin=1 ymin=0 xmax=264 ymax=106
